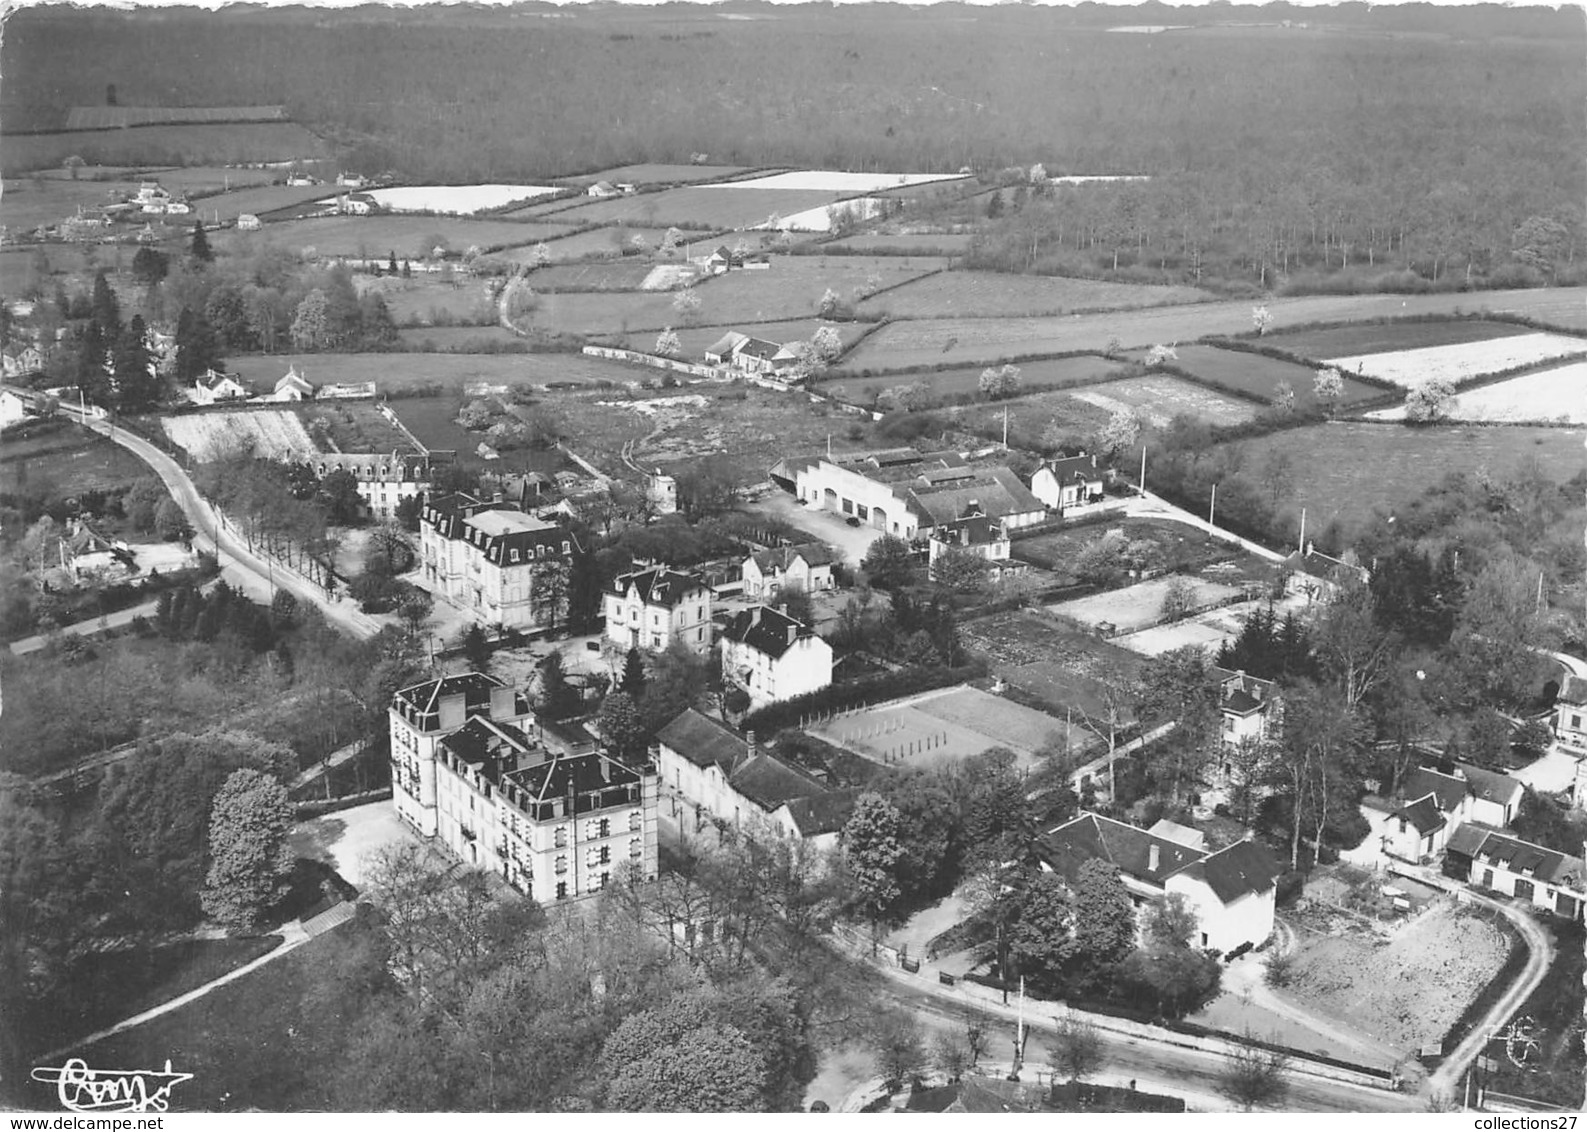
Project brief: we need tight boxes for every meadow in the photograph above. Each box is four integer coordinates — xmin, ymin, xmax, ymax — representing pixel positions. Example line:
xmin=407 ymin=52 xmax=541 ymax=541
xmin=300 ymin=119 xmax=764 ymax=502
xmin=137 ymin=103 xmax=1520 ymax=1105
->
xmin=1366 ymin=362 xmax=1587 ymax=424
xmin=495 ymin=227 xmax=679 ymax=264
xmin=1 ymin=122 xmax=331 ymax=174
xmin=1228 ymin=422 xmax=1587 ymax=535
xmin=526 ymin=261 xmax=670 ymax=291
xmin=857 ymin=270 xmax=1211 ymax=318
xmin=1321 ymin=332 xmax=1587 ymax=389
xmin=1264 ymin=318 xmax=1545 ymax=361
xmin=548 ymin=185 xmax=869 ymax=231
xmin=1066 ymin=373 xmax=1260 ymax=427
xmin=562 ymin=163 xmax=756 ymax=187
xmin=818 ymin=233 xmax=976 ymax=256
xmin=222 ymin=351 xmax=638 ymax=394
xmin=0 ymin=428 xmax=150 ymax=496
xmin=358 ymin=273 xmax=497 ymax=326
xmin=0 ymin=176 xmax=148 ymax=229
xmin=941 ymin=389 xmax=1113 ymax=449
xmin=1169 ymin=344 xmax=1383 ymax=409
xmin=395 ymin=326 xmax=523 ymax=351
xmin=822 ymin=353 xmax=1125 ymax=401
xmin=222 ymin=214 xmax=572 ymax=258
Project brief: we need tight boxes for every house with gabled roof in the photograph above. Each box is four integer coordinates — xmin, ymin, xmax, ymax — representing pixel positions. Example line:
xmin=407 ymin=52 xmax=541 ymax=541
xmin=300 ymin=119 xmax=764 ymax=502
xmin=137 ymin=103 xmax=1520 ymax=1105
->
xmin=1554 ymin=674 xmax=1587 ymax=753
xmin=1446 ymin=822 xmax=1585 ymax=921
xmin=2 ymin=345 xmax=47 ymax=380
xmin=1208 ymin=666 xmax=1279 ymax=747
xmin=1039 ymin=811 xmax=1281 ymax=953
xmin=604 ymin=566 xmax=713 ymax=654
xmin=189 ymin=369 xmax=251 ymax=405
xmin=1353 ymin=758 xmax=1524 ymax=866
xmin=742 ymin=541 xmax=837 ymax=599
xmin=927 ymin=504 xmax=1014 ymax=580
xmin=388 ymin=670 xmax=657 ymax=902
xmin=1031 ymin=453 xmax=1107 ymax=513
xmin=420 ymin=493 xmax=580 ymax=629
xmin=720 ymin=605 xmax=833 ymax=709
xmin=271 ymin=366 xmax=315 ymax=401
xmin=653 ymin=708 xmax=855 ymax=851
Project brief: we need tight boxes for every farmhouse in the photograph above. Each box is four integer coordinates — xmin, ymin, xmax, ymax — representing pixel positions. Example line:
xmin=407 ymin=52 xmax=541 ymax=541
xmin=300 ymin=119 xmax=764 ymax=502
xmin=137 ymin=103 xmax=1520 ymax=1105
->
xmin=654 ymin=708 xmax=855 ymax=851
xmin=271 ymin=367 xmax=315 ymax=401
xmin=775 ymin=450 xmax=1045 ymax=539
xmin=720 ymin=605 xmax=833 ymax=709
xmin=1445 ymin=822 xmax=1586 ymax=921
xmin=927 ymin=506 xmax=1013 ymax=580
xmin=2 ymin=346 xmax=47 ymax=379
xmin=388 ymin=672 xmax=658 ymax=902
xmin=1039 ymin=812 xmax=1282 ymax=953
xmin=1554 ymin=674 xmax=1587 ymax=753
xmin=420 ymin=493 xmax=580 ymax=630
xmin=190 ymin=370 xmax=251 ymax=405
xmin=316 ymin=450 xmax=440 ymax=522
xmin=1353 ymin=759 xmax=1524 ymax=866
xmin=586 ymin=180 xmax=621 ymax=199
xmin=604 ymin=566 xmax=713 ymax=654
xmin=1030 ymin=453 xmax=1107 ymax=512
xmin=236 ymin=214 xmax=262 ymax=231
xmin=742 ymin=542 xmax=836 ymax=600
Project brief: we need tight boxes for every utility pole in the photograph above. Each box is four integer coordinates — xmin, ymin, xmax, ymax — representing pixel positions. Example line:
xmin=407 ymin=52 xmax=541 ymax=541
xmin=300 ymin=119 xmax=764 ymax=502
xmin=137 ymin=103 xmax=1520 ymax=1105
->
xmin=1208 ymin=482 xmax=1217 ymax=533
xmin=1002 ymin=406 xmax=1009 ymax=449
xmin=1298 ymin=507 xmax=1307 ymax=555
xmin=1138 ymin=446 xmax=1147 ymax=497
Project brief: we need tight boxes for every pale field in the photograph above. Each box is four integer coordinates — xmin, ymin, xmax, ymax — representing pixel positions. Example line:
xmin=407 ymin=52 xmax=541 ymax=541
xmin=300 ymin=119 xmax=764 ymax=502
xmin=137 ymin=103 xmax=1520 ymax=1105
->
xmin=762 ymin=198 xmax=885 ymax=232
xmin=162 ymin=410 xmax=317 ymax=461
xmin=361 ymin=184 xmax=561 ymax=214
xmin=708 ymin=171 xmax=968 ymax=192
xmin=1066 ymin=374 xmax=1259 ymax=427
xmin=1366 ymin=361 xmax=1587 ymax=423
xmin=1048 ymin=574 xmax=1246 ymax=633
xmin=1325 ymin=332 xmax=1587 ymax=388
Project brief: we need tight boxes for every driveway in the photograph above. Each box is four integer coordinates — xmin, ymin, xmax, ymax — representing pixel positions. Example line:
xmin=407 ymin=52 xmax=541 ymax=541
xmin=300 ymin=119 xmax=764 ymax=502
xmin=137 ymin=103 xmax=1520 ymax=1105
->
xmin=1512 ymin=744 xmax=1582 ymax=793
xmin=746 ymin=491 xmax=883 ymax=567
xmin=290 ymin=800 xmax=419 ymax=889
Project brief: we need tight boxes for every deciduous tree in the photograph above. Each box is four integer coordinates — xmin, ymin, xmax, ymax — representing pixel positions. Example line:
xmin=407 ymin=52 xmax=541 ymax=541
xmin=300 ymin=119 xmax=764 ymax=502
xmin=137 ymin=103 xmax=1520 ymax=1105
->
xmin=199 ymin=767 xmax=294 ymax=929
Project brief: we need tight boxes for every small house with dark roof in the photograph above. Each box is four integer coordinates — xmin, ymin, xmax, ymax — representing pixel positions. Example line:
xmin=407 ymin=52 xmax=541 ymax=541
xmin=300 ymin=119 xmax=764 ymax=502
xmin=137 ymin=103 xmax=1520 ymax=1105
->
xmin=927 ymin=503 xmax=1014 ymax=580
xmin=1031 ymin=453 xmax=1107 ymax=512
xmin=420 ymin=493 xmax=579 ymax=630
xmin=721 ymin=605 xmax=833 ymax=708
xmin=1039 ymin=811 xmax=1280 ymax=952
xmin=1208 ymin=666 xmax=1279 ymax=747
xmin=742 ymin=541 xmax=837 ymax=599
xmin=605 ymin=566 xmax=713 ymax=655
xmin=653 ymin=708 xmax=854 ymax=851
xmin=1554 ymin=673 xmax=1587 ymax=753
xmin=389 ymin=670 xmax=658 ymax=902
xmin=1353 ymin=758 xmax=1524 ymax=867
xmin=1451 ymin=822 xmax=1585 ymax=921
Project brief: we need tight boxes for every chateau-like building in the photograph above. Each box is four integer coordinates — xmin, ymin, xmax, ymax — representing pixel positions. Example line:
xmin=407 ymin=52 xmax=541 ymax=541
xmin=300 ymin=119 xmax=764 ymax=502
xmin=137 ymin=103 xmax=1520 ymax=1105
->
xmin=604 ymin=566 xmax=713 ymax=654
xmin=420 ymin=493 xmax=579 ymax=629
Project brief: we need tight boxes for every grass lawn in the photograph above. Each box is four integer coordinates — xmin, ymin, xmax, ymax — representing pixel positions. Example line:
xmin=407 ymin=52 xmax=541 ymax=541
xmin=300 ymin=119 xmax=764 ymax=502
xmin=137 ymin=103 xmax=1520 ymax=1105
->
xmin=548 ymin=184 xmax=870 ymax=230
xmin=1263 ymin=318 xmax=1541 ymax=362
xmin=822 ymin=353 xmax=1126 ymax=402
xmin=941 ymin=388 xmax=1112 ymax=449
xmin=1227 ymin=422 xmax=1587 ymax=539
xmin=18 ymin=936 xmax=282 ymax=1064
xmin=395 ymin=326 xmax=525 ymax=351
xmin=496 ymin=227 xmax=686 ymax=264
xmin=358 ymin=273 xmax=497 ymax=326
xmin=1171 ymin=344 xmax=1384 ymax=409
xmin=525 ymin=260 xmax=662 ymax=291
xmin=0 ymin=427 xmax=151 ymax=496
xmin=857 ymin=270 xmax=1211 ymax=319
xmin=219 ymin=214 xmax=571 ymax=258
xmin=222 ymin=351 xmax=639 ymax=395
xmin=298 ymin=401 xmax=414 ymax=453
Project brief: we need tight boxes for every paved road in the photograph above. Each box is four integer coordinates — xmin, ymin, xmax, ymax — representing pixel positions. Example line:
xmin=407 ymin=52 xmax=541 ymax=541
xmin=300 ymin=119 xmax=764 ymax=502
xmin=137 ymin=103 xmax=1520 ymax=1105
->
xmin=60 ymin=407 xmax=380 ymax=640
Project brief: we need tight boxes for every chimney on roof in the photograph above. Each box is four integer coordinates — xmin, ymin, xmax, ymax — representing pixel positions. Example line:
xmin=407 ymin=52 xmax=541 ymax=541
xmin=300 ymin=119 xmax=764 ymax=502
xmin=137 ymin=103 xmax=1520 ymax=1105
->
xmin=746 ymin=730 xmax=756 ymax=759
xmin=751 ymin=607 xmax=762 ymax=627
xmin=438 ymin=692 xmax=466 ymax=732
xmin=788 ymin=623 xmax=798 ymax=646
xmin=1148 ymin=843 xmax=1161 ymax=873
xmin=489 ymin=684 xmax=516 ymax=721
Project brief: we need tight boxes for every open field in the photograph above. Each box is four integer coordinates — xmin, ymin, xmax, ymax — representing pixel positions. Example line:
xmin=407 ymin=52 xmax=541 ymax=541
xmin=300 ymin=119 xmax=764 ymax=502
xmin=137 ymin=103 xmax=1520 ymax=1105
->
xmin=525 ymin=261 xmax=672 ymax=291
xmin=960 ymin=609 xmax=1145 ymax=720
xmin=1281 ymin=895 xmax=1512 ymax=1055
xmin=712 ymin=171 xmax=968 ymax=193
xmin=357 ymin=273 xmax=498 ymax=325
xmin=807 ymin=684 xmax=1081 ymax=771
xmin=1367 ymin=362 xmax=1587 ymax=424
xmin=838 ymin=287 xmax=1587 ymax=371
xmin=1266 ymin=318 xmax=1546 ymax=361
xmin=857 ymin=270 xmax=1211 ymax=318
xmin=820 ymin=233 xmax=976 ymax=255
xmin=221 ymin=214 xmax=571 ymax=257
xmin=162 ymin=409 xmax=316 ymax=461
xmin=395 ymin=326 xmax=523 ymax=351
xmin=128 ymin=165 xmax=279 ymax=193
xmin=223 ymin=351 xmax=639 ymax=394
xmin=1 ymin=176 xmax=146 ymax=228
xmin=182 ymin=183 xmax=339 ymax=224
xmin=668 ymin=318 xmax=869 ymax=361
xmin=548 ymin=185 xmax=869 ymax=231
xmin=1113 ymin=589 xmax=1311 ymax=657
xmin=823 ymin=354 xmax=1125 ymax=402
xmin=1324 ymin=332 xmax=1587 ymax=389
xmin=494 ymin=226 xmax=683 ymax=264
xmin=0 ymin=428 xmax=150 ymax=496
xmin=942 ymin=389 xmax=1111 ymax=449
xmin=560 ymin=163 xmax=756 ymax=187
xmin=358 ymin=184 xmax=560 ymax=214
xmin=393 ymin=396 xmax=571 ymax=474
xmin=1067 ymin=373 xmax=1261 ymax=427
xmin=1171 ymin=344 xmax=1384 ymax=409
xmin=2 ymin=122 xmax=331 ymax=173
xmin=1049 ymin=573 xmax=1247 ymax=633
xmin=1229 ymin=422 xmax=1587 ymax=538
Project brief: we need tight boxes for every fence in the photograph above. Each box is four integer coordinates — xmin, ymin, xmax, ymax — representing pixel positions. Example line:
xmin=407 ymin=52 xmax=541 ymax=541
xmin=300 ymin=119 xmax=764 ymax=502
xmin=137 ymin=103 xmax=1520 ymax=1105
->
xmin=581 ymin=345 xmax=718 ymax=380
xmin=294 ymin=787 xmax=393 ymax=819
xmin=376 ymin=402 xmax=429 ymax=455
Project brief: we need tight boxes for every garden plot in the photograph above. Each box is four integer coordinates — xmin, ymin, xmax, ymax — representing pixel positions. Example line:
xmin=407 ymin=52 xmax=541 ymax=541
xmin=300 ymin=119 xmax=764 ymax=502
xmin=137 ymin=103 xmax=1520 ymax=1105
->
xmin=1324 ymin=333 xmax=1587 ymax=389
xmin=1280 ymin=897 xmax=1513 ymax=1055
xmin=708 ymin=171 xmax=968 ymax=193
xmin=1048 ymin=574 xmax=1246 ymax=634
xmin=1067 ymin=374 xmax=1259 ymax=427
xmin=1112 ymin=590 xmax=1310 ymax=658
xmin=1365 ymin=362 xmax=1587 ymax=424
xmin=806 ymin=684 xmax=1079 ymax=772
xmin=162 ymin=410 xmax=316 ymax=461
xmin=359 ymin=184 xmax=561 ymax=214
xmin=961 ymin=609 xmax=1145 ymax=720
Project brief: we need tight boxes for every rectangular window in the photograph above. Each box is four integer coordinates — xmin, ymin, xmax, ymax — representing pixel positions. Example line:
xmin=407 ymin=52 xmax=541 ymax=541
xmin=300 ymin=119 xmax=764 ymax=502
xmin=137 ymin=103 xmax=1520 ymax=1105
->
xmin=597 ymin=818 xmax=610 ymax=838
xmin=600 ymin=871 xmax=610 ymax=890
xmin=629 ymin=810 xmax=642 ymax=831
xmin=651 ymin=634 xmax=661 ymax=649
xmin=598 ymin=846 xmax=611 ymax=865
xmin=554 ymin=827 xmax=567 ymax=848
xmin=841 ymin=498 xmax=853 ymax=515
xmin=630 ymin=838 xmax=642 ymax=859
xmin=556 ymin=881 xmax=567 ymax=900
xmin=554 ymin=856 xmax=567 ymax=875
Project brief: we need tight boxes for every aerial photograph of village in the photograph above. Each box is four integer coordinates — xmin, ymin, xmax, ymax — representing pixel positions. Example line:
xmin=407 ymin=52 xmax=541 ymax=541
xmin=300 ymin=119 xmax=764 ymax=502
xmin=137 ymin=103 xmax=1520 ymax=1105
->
xmin=0 ymin=0 xmax=1583 ymax=1117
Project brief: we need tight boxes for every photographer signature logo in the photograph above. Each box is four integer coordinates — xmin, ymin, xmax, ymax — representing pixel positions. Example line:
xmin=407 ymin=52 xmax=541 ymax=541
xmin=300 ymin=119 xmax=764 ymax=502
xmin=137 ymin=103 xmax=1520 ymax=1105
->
xmin=31 ymin=1058 xmax=193 ymax=1113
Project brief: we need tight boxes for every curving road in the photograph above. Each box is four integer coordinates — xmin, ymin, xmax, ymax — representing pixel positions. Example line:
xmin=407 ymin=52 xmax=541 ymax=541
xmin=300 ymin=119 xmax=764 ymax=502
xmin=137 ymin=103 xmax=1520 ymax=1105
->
xmin=61 ymin=406 xmax=380 ymax=640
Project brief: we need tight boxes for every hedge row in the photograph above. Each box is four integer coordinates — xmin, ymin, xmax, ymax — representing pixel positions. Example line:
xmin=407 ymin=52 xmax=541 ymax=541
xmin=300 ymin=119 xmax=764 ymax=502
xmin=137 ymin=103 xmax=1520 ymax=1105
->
xmin=823 ymin=347 xmax=1113 ymax=383
xmin=741 ymin=660 xmax=988 ymax=735
xmin=1195 ymin=336 xmax=1403 ymax=394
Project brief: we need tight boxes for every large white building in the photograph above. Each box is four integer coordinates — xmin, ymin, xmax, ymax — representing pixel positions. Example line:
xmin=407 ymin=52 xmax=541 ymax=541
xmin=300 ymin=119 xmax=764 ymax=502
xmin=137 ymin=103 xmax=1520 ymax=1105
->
xmin=1030 ymin=453 xmax=1107 ymax=513
xmin=315 ymin=450 xmax=438 ymax=522
xmin=720 ymin=605 xmax=833 ymax=709
xmin=604 ymin=567 xmax=713 ymax=654
xmin=390 ymin=672 xmax=658 ymax=902
xmin=741 ymin=543 xmax=836 ymax=600
xmin=1040 ymin=812 xmax=1282 ymax=954
xmin=420 ymin=493 xmax=579 ymax=630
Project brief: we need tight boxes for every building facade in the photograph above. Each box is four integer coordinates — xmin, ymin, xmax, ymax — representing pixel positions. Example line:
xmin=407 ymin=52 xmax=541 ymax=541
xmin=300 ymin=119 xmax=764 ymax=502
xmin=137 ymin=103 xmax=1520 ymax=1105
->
xmin=1030 ymin=453 xmax=1106 ymax=512
xmin=316 ymin=450 xmax=438 ymax=522
xmin=720 ymin=605 xmax=833 ymax=709
xmin=741 ymin=543 xmax=836 ymax=600
xmin=390 ymin=672 xmax=658 ymax=902
xmin=604 ymin=567 xmax=713 ymax=654
xmin=420 ymin=493 xmax=578 ymax=629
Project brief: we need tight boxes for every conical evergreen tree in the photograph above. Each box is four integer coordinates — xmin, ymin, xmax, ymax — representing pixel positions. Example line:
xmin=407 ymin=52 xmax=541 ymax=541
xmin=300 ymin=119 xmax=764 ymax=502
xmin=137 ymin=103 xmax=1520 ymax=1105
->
xmin=90 ymin=270 xmax=121 ymax=340
xmin=619 ymin=646 xmax=647 ymax=698
xmin=190 ymin=219 xmax=213 ymax=264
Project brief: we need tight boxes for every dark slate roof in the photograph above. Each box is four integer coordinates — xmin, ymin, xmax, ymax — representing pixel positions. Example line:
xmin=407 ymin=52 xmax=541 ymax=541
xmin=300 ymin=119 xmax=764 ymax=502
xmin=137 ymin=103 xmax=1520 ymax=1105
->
xmin=729 ymin=753 xmax=828 ymax=811
xmin=1041 ymin=812 xmax=1205 ymax=887
xmin=1166 ymin=838 xmax=1281 ymax=904
xmin=656 ymin=707 xmax=746 ymax=771
xmin=749 ymin=542 xmax=836 ymax=572
xmin=931 ymin=513 xmax=999 ymax=547
xmin=1445 ymin=821 xmax=1495 ymax=858
xmin=736 ymin=337 xmax=784 ymax=361
xmin=909 ymin=467 xmax=1043 ymax=526
xmin=1043 ymin=453 xmax=1104 ymax=481
xmin=509 ymin=749 xmax=643 ymax=804
xmin=1397 ymin=794 xmax=1447 ymax=836
xmin=1454 ymin=761 xmax=1524 ymax=806
xmin=438 ymin=715 xmax=535 ymax=768
xmin=1559 ymin=674 xmax=1587 ymax=706
xmin=611 ymin=567 xmax=708 ymax=608
xmin=722 ymin=605 xmax=812 ymax=660
xmin=392 ymin=672 xmax=527 ymax=731
xmin=1403 ymin=766 xmax=1468 ymax=814
xmin=1473 ymin=831 xmax=1587 ymax=889
xmin=783 ymin=789 xmax=859 ymax=837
